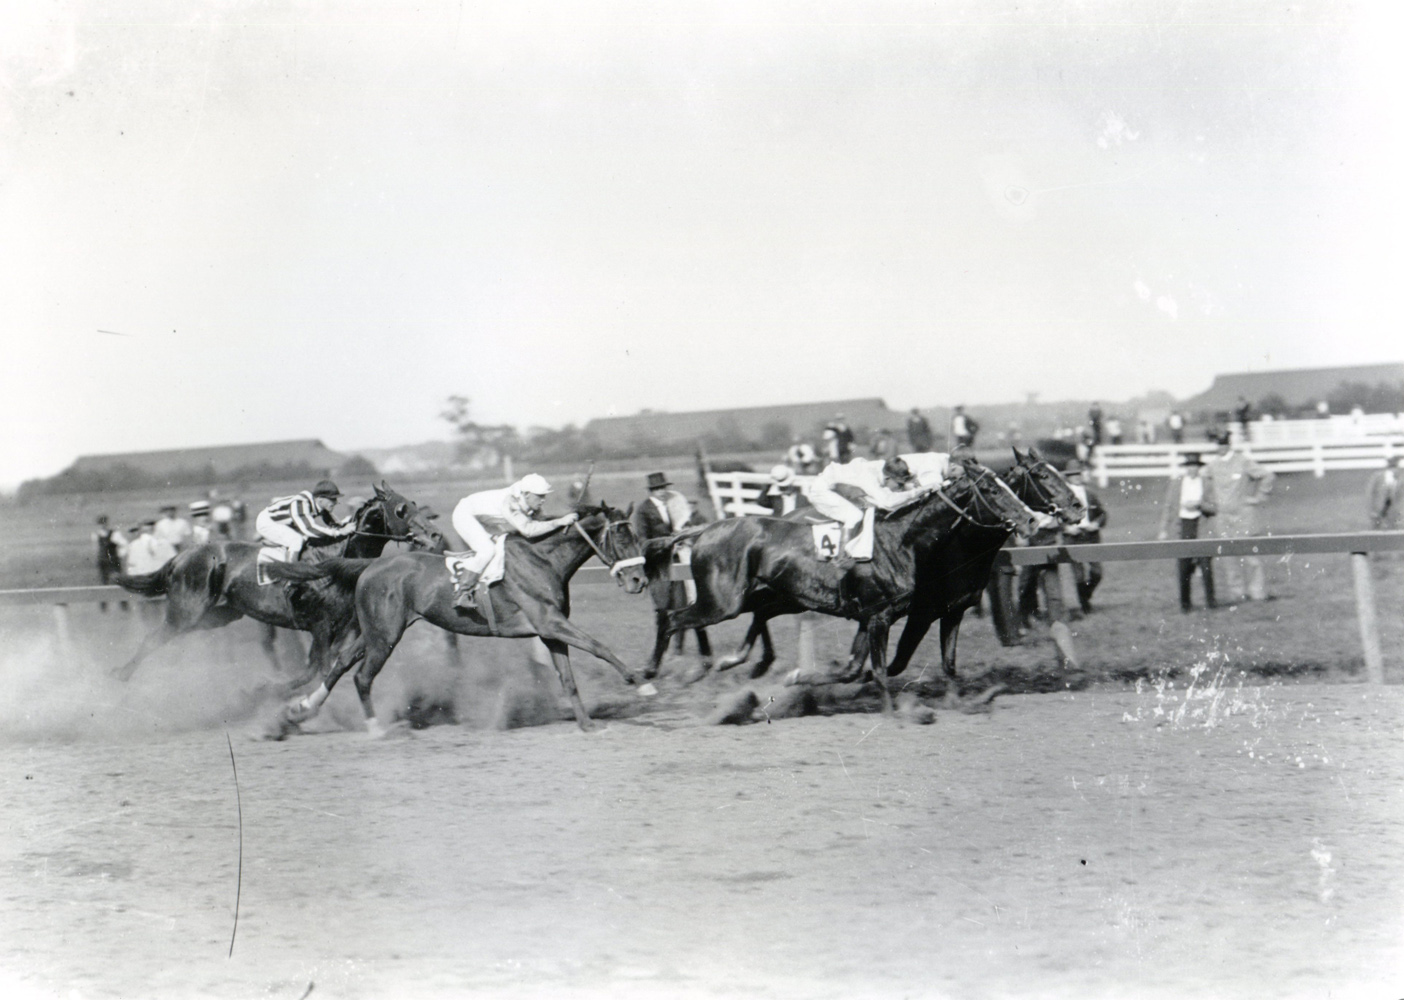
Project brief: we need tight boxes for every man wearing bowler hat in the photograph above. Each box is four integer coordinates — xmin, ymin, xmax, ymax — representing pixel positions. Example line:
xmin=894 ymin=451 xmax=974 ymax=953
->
xmin=635 ymin=471 xmax=697 ymax=539
xmin=1158 ymin=453 xmax=1219 ymax=612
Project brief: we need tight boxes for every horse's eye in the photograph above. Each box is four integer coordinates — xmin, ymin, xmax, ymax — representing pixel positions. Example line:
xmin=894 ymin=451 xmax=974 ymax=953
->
xmin=395 ymin=504 xmax=408 ymax=517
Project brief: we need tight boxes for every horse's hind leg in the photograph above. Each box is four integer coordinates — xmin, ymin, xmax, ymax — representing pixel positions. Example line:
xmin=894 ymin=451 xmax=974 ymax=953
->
xmin=693 ymin=629 xmax=713 ymax=670
xmin=258 ymin=623 xmax=286 ymax=676
xmin=752 ymin=621 xmax=776 ymax=678
xmin=542 ymin=637 xmax=596 ymax=732
xmin=645 ymin=609 xmax=671 ymax=680
xmin=717 ymin=616 xmax=766 ymax=671
xmin=111 ymin=577 xmax=217 ymax=681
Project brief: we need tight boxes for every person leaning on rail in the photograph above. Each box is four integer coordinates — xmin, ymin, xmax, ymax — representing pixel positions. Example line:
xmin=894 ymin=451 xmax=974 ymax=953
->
xmin=1157 ymin=452 xmax=1219 ymax=612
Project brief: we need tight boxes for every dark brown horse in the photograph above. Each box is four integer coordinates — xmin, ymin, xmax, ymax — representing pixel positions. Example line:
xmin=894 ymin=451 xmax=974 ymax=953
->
xmin=267 ymin=503 xmax=651 ymax=735
xmin=111 ymin=482 xmax=444 ymax=687
xmin=842 ymin=447 xmax=1084 ymax=699
xmin=661 ymin=464 xmax=1042 ymax=713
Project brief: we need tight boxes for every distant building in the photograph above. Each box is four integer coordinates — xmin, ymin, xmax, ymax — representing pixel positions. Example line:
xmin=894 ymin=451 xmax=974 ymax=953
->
xmin=583 ymin=398 xmax=905 ymax=454
xmin=1182 ymin=363 xmax=1404 ymax=413
xmin=66 ymin=439 xmax=352 ymax=480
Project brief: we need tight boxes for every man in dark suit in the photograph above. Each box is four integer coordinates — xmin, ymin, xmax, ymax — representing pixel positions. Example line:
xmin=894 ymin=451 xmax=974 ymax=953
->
xmin=1158 ymin=453 xmax=1219 ymax=612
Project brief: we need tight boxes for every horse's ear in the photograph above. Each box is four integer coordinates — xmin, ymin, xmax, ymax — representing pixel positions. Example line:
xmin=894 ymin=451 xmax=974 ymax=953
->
xmin=625 ymin=502 xmax=635 ymax=517
xmin=1027 ymin=445 xmax=1043 ymax=462
xmin=1012 ymin=447 xmax=1027 ymax=464
xmin=373 ymin=483 xmax=385 ymax=498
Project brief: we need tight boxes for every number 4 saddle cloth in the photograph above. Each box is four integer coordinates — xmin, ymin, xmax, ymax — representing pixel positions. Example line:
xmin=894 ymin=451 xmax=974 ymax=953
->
xmin=807 ymin=506 xmax=875 ymax=562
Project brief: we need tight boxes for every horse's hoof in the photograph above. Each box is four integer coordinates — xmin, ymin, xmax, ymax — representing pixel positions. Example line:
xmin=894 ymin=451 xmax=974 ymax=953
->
xmin=637 ymin=683 xmax=658 ymax=698
xmin=715 ymin=655 xmax=746 ymax=672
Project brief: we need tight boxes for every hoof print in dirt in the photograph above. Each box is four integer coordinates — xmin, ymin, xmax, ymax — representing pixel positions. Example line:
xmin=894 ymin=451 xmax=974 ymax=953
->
xmin=707 ymin=689 xmax=760 ymax=725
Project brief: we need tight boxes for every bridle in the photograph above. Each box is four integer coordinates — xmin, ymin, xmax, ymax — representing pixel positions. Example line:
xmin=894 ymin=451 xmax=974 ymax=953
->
xmin=573 ymin=516 xmax=646 ymax=578
xmin=928 ymin=466 xmax=1027 ymax=531
xmin=1007 ymin=460 xmax=1081 ymax=522
xmin=349 ymin=499 xmax=434 ymax=546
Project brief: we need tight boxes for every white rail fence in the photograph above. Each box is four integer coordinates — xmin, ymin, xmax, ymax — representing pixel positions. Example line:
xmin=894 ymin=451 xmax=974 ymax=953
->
xmin=1248 ymin=414 xmax=1404 ymax=444
xmin=1091 ymin=437 xmax=1404 ymax=487
xmin=705 ymin=472 xmax=817 ymax=518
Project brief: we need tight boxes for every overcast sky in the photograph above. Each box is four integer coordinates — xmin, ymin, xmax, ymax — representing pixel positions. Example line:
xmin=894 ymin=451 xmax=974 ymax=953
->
xmin=1 ymin=0 xmax=1399 ymax=487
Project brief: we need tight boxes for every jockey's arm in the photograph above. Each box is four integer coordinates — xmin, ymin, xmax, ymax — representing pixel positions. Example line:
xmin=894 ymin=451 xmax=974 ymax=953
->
xmin=501 ymin=503 xmax=576 ymax=538
xmin=289 ymin=496 xmax=353 ymax=539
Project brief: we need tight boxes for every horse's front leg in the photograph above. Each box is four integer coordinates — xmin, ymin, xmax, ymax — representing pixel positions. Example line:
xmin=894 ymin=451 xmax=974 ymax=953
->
xmin=285 ymin=630 xmax=366 ymax=724
xmin=887 ymin=606 xmax=938 ymax=679
xmin=645 ymin=609 xmax=672 ymax=680
xmin=938 ymin=612 xmax=966 ymax=707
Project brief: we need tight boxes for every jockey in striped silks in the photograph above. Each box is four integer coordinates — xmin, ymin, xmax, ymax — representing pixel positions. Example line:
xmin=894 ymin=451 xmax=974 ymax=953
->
xmin=255 ymin=479 xmax=357 ymax=559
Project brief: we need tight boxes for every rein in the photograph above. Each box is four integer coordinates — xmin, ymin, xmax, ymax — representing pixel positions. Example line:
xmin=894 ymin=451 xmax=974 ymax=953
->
xmin=1009 ymin=461 xmax=1076 ymax=520
xmin=573 ymin=519 xmax=645 ymax=578
xmin=928 ymin=468 xmax=1013 ymax=530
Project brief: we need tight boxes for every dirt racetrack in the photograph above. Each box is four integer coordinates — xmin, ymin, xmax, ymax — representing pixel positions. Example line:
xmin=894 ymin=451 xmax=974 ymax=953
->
xmin=2 ymin=634 xmax=1401 ymax=998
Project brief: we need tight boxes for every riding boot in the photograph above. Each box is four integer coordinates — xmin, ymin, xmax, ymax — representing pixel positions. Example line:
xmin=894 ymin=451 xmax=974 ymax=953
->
xmin=832 ymin=525 xmax=857 ymax=571
xmin=452 ymin=569 xmax=482 ymax=610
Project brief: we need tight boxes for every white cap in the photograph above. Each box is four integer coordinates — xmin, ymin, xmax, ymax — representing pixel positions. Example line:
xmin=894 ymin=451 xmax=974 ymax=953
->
xmin=515 ymin=473 xmax=553 ymax=496
xmin=769 ymin=464 xmax=795 ymax=487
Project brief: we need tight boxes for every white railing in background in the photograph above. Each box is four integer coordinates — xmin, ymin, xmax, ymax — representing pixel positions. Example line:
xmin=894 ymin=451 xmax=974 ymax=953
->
xmin=705 ymin=472 xmax=817 ymax=518
xmin=1247 ymin=413 xmax=1404 ymax=444
xmin=1091 ymin=437 xmax=1404 ymax=486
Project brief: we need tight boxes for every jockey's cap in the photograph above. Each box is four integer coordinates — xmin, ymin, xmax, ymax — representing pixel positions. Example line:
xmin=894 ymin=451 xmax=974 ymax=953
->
xmin=312 ymin=479 xmax=341 ymax=498
xmin=883 ymin=457 xmax=913 ymax=482
xmin=769 ymin=464 xmax=795 ymax=487
xmin=515 ymin=473 xmax=553 ymax=496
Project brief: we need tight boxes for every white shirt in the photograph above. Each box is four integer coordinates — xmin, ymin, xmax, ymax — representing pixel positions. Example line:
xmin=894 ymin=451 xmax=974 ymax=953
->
xmin=1178 ymin=475 xmax=1205 ymax=520
xmin=898 ymin=452 xmax=951 ymax=488
xmin=456 ymin=488 xmax=559 ymax=538
xmin=813 ymin=458 xmax=921 ymax=510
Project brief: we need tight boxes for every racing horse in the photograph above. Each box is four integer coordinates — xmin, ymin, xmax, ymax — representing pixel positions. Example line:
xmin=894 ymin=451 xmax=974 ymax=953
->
xmin=266 ymin=503 xmax=652 ymax=735
xmin=660 ymin=462 xmax=1042 ymax=713
xmin=111 ymin=483 xmax=444 ymax=687
xmin=841 ymin=446 xmax=1084 ymax=699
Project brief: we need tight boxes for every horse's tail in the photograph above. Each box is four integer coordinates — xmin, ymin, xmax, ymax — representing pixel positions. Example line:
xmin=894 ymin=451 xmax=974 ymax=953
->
xmin=264 ymin=557 xmax=375 ymax=589
xmin=114 ymin=561 xmax=175 ymax=596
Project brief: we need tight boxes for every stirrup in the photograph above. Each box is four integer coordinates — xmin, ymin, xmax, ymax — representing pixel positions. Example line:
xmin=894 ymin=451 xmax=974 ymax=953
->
xmin=452 ymin=571 xmax=481 ymax=609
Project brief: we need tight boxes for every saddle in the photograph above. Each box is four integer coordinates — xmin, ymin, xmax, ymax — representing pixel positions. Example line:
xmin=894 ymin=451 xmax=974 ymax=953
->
xmin=808 ymin=507 xmax=875 ymax=562
xmin=445 ymin=536 xmax=509 ymax=632
xmin=255 ymin=546 xmax=292 ymax=586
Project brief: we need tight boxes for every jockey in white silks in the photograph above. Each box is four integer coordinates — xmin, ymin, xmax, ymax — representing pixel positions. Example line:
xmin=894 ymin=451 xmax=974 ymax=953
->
xmin=898 ymin=451 xmax=952 ymax=488
xmin=807 ymin=456 xmax=924 ymax=562
xmin=449 ymin=473 xmax=579 ymax=607
xmin=255 ymin=479 xmax=356 ymax=559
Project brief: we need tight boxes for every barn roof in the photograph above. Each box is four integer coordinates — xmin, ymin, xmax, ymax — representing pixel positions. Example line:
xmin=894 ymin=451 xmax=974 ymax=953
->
xmin=583 ymin=398 xmax=901 ymax=451
xmin=1183 ymin=363 xmax=1404 ymax=411
xmin=68 ymin=439 xmax=349 ymax=477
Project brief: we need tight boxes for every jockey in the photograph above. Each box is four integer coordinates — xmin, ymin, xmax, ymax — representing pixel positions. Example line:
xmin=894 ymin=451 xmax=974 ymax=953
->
xmin=255 ymin=479 xmax=356 ymax=559
xmin=807 ymin=456 xmax=923 ymax=562
xmin=449 ymin=473 xmax=579 ymax=607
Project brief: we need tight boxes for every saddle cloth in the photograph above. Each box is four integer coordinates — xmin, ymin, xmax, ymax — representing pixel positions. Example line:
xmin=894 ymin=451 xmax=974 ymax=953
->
xmin=444 ymin=534 xmax=507 ymax=586
xmin=811 ymin=506 xmax=875 ymax=561
xmin=256 ymin=546 xmax=292 ymax=586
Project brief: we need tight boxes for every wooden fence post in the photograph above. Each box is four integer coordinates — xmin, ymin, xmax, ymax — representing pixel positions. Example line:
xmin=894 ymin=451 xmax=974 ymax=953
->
xmin=1350 ymin=552 xmax=1385 ymax=684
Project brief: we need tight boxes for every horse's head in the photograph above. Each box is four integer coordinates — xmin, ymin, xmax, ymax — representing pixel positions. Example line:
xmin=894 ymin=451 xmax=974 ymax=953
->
xmin=1005 ymin=447 xmax=1085 ymax=527
xmin=576 ymin=501 xmax=648 ymax=594
xmin=906 ymin=460 xmax=1040 ymax=541
xmin=364 ymin=481 xmax=447 ymax=552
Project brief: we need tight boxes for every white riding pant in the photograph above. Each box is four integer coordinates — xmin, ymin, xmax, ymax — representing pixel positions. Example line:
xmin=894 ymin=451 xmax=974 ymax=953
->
xmin=255 ymin=511 xmax=305 ymax=555
xmin=450 ymin=508 xmax=496 ymax=574
xmin=806 ymin=488 xmax=864 ymax=529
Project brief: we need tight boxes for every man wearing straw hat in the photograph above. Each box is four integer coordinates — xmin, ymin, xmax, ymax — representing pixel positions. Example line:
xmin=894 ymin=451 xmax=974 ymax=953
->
xmin=1158 ymin=452 xmax=1219 ymax=612
xmin=188 ymin=500 xmax=213 ymax=546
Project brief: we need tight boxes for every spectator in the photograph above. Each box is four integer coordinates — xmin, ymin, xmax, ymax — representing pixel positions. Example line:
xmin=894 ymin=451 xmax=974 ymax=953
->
xmin=123 ymin=520 xmax=178 ymax=575
xmin=1367 ymin=455 xmax=1403 ymax=530
xmin=1167 ymin=410 xmax=1185 ymax=443
xmin=822 ymin=414 xmax=855 ymax=465
xmin=1087 ymin=401 xmax=1104 ymax=446
xmin=763 ymin=465 xmax=810 ymax=516
xmin=1017 ymin=520 xmax=1067 ymax=629
xmin=1105 ymin=416 xmax=1123 ymax=445
xmin=1205 ymin=432 xmax=1275 ymax=602
xmin=950 ymin=405 xmax=979 ymax=448
xmin=906 ymin=408 xmax=935 ymax=452
xmin=634 ymin=471 xmax=699 ymax=538
xmin=1234 ymin=395 xmax=1253 ymax=429
xmin=1158 ymin=453 xmax=1218 ymax=612
xmin=1138 ymin=418 xmax=1156 ymax=444
xmin=211 ymin=493 xmax=235 ymax=538
xmin=189 ymin=501 xmax=213 ymax=546
xmin=869 ymin=428 xmax=896 ymax=459
xmin=1060 ymin=460 xmax=1107 ymax=613
xmin=92 ymin=516 xmax=129 ymax=612
xmin=154 ymin=504 xmax=193 ymax=551
xmin=785 ymin=437 xmax=818 ymax=474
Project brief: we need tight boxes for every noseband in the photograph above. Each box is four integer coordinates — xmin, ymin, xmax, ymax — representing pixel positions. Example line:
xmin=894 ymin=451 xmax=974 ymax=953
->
xmin=573 ymin=518 xmax=646 ymax=577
